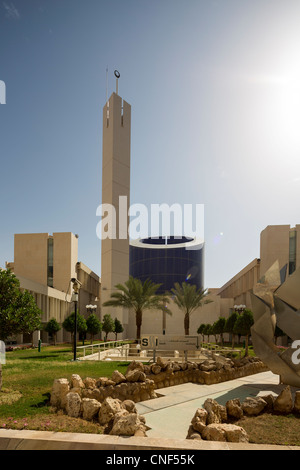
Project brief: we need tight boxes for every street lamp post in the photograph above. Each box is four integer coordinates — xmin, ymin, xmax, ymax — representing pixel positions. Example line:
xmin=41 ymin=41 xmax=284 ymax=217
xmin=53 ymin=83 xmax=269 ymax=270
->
xmin=86 ymin=304 xmax=97 ymax=315
xmin=234 ymin=304 xmax=246 ymax=315
xmin=71 ymin=278 xmax=81 ymax=361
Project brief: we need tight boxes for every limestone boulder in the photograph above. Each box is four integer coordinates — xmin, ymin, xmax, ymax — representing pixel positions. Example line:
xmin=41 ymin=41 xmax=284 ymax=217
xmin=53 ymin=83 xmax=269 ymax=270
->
xmin=98 ymin=397 xmax=123 ymax=425
xmin=274 ymin=386 xmax=293 ymax=414
xmin=242 ymin=397 xmax=267 ymax=416
xmin=126 ymin=369 xmax=147 ymax=383
xmin=226 ymin=398 xmax=243 ymax=420
xmin=126 ymin=361 xmax=145 ymax=375
xmin=191 ymin=408 xmax=208 ymax=434
xmin=82 ymin=398 xmax=101 ymax=421
xmin=222 ymin=423 xmax=249 ymax=443
xmin=71 ymin=374 xmax=85 ymax=389
xmin=50 ymin=378 xmax=70 ymax=409
xmin=202 ymin=423 xmax=248 ymax=443
xmin=260 ymin=394 xmax=275 ymax=412
xmin=122 ymin=399 xmax=137 ymax=414
xmin=202 ymin=423 xmax=227 ymax=442
xmin=204 ymin=398 xmax=227 ymax=424
xmin=83 ymin=377 xmax=97 ymax=389
xmin=66 ymin=392 xmax=82 ymax=418
xmin=109 ymin=413 xmax=145 ymax=436
xmin=156 ymin=357 xmax=169 ymax=370
xmin=186 ymin=425 xmax=202 ymax=440
xmin=150 ymin=364 xmax=162 ymax=375
xmin=111 ymin=370 xmax=126 ymax=384
xmin=96 ymin=377 xmax=116 ymax=387
xmin=200 ymin=360 xmax=217 ymax=372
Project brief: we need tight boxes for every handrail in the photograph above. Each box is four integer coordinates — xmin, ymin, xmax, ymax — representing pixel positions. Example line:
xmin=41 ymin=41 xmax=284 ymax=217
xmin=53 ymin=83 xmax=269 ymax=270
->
xmin=76 ymin=339 xmax=134 ymax=359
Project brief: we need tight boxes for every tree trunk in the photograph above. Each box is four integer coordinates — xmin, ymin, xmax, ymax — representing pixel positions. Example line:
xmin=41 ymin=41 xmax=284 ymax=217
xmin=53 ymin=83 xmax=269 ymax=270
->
xmin=0 ymin=363 xmax=2 ymax=391
xmin=184 ymin=313 xmax=189 ymax=336
xmin=245 ymin=335 xmax=249 ymax=357
xmin=232 ymin=334 xmax=235 ymax=349
xmin=136 ymin=310 xmax=142 ymax=340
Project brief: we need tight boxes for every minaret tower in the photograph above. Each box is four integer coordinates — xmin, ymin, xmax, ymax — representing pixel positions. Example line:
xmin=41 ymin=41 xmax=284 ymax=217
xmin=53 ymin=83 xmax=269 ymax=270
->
xmin=101 ymin=72 xmax=131 ymax=336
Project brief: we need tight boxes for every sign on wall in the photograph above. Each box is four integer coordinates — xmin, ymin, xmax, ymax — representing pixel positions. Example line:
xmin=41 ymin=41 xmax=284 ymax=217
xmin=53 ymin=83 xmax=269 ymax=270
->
xmin=141 ymin=335 xmax=199 ymax=351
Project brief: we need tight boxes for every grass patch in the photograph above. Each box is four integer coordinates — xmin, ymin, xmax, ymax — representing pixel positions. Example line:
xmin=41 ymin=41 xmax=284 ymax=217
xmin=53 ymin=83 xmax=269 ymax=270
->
xmin=236 ymin=414 xmax=300 ymax=447
xmin=0 ymin=389 xmax=22 ymax=406
xmin=0 ymin=344 xmax=129 ymax=431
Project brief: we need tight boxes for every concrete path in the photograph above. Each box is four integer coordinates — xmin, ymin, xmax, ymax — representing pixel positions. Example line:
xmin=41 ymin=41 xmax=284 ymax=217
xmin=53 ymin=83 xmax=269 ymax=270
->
xmin=136 ymin=371 xmax=297 ymax=440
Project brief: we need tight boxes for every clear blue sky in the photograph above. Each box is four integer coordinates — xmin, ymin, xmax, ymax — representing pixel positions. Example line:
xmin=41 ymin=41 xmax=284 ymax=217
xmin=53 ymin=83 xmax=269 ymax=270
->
xmin=1 ymin=0 xmax=300 ymax=288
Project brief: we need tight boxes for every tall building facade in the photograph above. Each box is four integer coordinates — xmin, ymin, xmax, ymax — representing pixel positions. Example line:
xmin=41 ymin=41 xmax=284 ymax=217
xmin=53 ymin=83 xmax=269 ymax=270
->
xmin=219 ymin=225 xmax=300 ymax=307
xmin=260 ymin=225 xmax=300 ymax=278
xmin=6 ymin=232 xmax=101 ymax=344
xmin=101 ymin=92 xmax=131 ymax=336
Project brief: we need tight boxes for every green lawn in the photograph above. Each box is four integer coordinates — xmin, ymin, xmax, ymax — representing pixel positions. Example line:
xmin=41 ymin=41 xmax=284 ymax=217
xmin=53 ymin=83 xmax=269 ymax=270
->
xmin=0 ymin=345 xmax=129 ymax=431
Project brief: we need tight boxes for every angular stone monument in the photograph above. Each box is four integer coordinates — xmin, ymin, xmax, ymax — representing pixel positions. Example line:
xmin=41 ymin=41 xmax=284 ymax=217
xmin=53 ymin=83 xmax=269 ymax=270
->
xmin=251 ymin=261 xmax=300 ymax=387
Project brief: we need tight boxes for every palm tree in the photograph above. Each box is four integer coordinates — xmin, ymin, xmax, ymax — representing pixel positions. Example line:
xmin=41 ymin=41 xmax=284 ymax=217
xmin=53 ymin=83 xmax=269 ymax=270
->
xmin=170 ymin=282 xmax=212 ymax=336
xmin=102 ymin=276 xmax=171 ymax=340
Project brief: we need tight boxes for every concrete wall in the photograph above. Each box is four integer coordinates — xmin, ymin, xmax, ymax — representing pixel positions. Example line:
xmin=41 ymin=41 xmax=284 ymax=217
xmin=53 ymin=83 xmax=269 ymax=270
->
xmin=260 ymin=225 xmax=291 ymax=275
xmin=218 ymin=259 xmax=260 ymax=307
xmin=13 ymin=233 xmax=49 ymax=286
xmin=53 ymin=232 xmax=78 ymax=293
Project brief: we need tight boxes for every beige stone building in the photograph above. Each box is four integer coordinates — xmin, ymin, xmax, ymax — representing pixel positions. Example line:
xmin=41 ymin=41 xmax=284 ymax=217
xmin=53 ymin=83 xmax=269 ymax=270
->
xmin=6 ymin=232 xmax=101 ymax=344
xmin=219 ymin=225 xmax=299 ymax=309
xmin=101 ymin=90 xmax=131 ymax=335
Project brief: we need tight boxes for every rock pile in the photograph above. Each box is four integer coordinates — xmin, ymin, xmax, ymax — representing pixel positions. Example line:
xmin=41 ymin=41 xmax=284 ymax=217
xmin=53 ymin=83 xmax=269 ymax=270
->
xmin=143 ymin=355 xmax=268 ymax=388
xmin=50 ymin=370 xmax=152 ymax=436
xmin=187 ymin=385 xmax=300 ymax=442
xmin=51 ymin=365 xmax=157 ymax=411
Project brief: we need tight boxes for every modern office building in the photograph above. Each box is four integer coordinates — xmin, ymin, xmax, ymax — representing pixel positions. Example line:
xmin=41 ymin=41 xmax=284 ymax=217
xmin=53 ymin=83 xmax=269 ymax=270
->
xmin=6 ymin=232 xmax=101 ymax=344
xmin=129 ymin=236 xmax=204 ymax=294
xmin=219 ymin=225 xmax=300 ymax=308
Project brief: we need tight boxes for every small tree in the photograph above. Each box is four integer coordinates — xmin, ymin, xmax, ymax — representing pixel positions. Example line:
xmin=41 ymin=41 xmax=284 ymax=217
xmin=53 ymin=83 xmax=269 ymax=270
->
xmin=197 ymin=324 xmax=206 ymax=343
xmin=102 ymin=314 xmax=115 ymax=341
xmin=114 ymin=318 xmax=124 ymax=340
xmin=44 ymin=318 xmax=61 ymax=345
xmin=203 ymin=324 xmax=212 ymax=343
xmin=0 ymin=269 xmax=43 ymax=390
xmin=62 ymin=312 xmax=87 ymax=349
xmin=86 ymin=314 xmax=102 ymax=344
xmin=225 ymin=311 xmax=239 ymax=349
xmin=233 ymin=309 xmax=254 ymax=356
xmin=211 ymin=321 xmax=218 ymax=343
xmin=213 ymin=317 xmax=226 ymax=346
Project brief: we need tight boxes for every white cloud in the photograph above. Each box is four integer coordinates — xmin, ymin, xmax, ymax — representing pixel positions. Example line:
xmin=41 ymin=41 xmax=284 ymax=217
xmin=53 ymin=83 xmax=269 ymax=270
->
xmin=3 ymin=2 xmax=20 ymax=20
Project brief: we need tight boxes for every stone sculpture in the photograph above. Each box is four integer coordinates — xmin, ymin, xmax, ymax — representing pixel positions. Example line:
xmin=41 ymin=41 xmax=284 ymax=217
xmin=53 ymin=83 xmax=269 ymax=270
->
xmin=251 ymin=261 xmax=300 ymax=387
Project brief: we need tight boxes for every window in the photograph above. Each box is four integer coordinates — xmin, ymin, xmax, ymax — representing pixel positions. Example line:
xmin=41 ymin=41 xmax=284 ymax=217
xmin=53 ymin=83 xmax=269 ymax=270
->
xmin=47 ymin=238 xmax=54 ymax=287
xmin=289 ymin=231 xmax=297 ymax=275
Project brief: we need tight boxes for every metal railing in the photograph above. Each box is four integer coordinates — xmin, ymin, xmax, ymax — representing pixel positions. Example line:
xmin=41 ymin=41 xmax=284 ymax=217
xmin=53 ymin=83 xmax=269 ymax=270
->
xmin=77 ymin=339 xmax=134 ymax=360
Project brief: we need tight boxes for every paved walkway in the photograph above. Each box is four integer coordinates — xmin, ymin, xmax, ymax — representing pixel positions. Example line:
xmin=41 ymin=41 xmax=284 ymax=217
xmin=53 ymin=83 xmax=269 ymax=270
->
xmin=136 ymin=371 xmax=298 ymax=440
